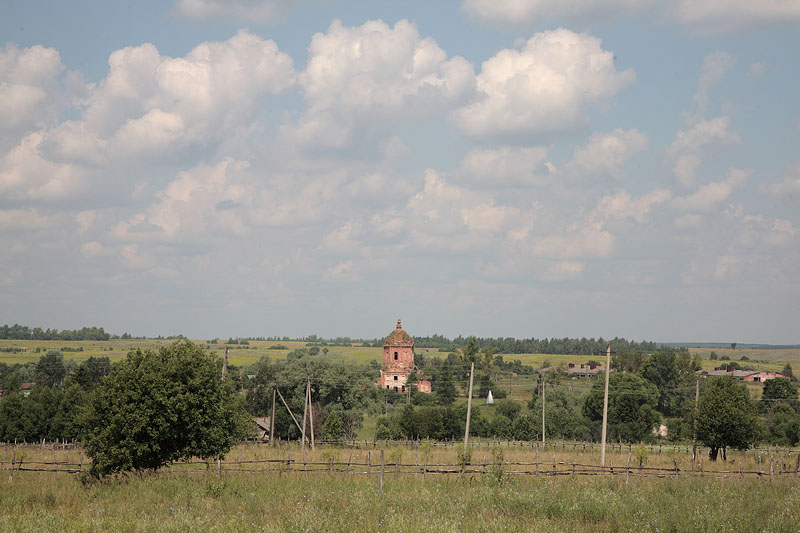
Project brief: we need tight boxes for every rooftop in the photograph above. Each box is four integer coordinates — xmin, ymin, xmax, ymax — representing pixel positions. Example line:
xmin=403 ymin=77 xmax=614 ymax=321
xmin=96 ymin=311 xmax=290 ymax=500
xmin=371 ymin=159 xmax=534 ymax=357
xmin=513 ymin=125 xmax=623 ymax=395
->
xmin=384 ymin=319 xmax=413 ymax=346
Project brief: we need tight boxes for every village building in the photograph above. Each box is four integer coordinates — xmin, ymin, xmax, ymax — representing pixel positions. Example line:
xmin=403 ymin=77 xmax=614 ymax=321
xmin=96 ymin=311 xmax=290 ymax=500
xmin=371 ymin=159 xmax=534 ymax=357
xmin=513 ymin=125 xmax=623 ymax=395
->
xmin=376 ymin=319 xmax=432 ymax=394
xmin=698 ymin=368 xmax=787 ymax=382
xmin=565 ymin=362 xmax=604 ymax=378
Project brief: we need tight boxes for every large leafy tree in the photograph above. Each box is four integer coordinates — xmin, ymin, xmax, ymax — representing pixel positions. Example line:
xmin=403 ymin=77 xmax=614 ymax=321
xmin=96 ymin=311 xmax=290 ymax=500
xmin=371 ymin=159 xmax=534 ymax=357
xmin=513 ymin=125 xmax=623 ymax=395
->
xmin=696 ymin=377 xmax=760 ymax=461
xmin=433 ymin=358 xmax=457 ymax=405
xmin=244 ymin=354 xmax=379 ymax=440
xmin=760 ymin=378 xmax=797 ymax=412
xmin=82 ymin=341 xmax=250 ymax=477
xmin=583 ymin=373 xmax=660 ymax=442
xmin=35 ymin=350 xmax=66 ymax=388
xmin=764 ymin=404 xmax=800 ymax=446
xmin=529 ymin=386 xmax=593 ymax=441
xmin=70 ymin=356 xmax=111 ymax=390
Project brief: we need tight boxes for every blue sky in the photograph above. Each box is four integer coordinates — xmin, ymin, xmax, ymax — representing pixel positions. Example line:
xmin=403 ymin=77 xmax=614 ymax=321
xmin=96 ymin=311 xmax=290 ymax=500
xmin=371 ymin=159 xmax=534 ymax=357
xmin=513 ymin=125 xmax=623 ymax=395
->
xmin=1 ymin=1 xmax=799 ymax=343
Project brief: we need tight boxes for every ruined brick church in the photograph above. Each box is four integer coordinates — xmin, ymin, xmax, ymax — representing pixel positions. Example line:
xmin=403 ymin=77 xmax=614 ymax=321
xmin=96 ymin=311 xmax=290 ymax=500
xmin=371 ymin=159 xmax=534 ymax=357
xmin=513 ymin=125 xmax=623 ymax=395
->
xmin=376 ymin=319 xmax=432 ymax=394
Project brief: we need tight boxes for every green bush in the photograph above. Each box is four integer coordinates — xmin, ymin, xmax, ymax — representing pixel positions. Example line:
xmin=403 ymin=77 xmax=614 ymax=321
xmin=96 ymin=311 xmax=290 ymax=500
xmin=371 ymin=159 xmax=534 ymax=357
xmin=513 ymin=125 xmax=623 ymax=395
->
xmin=82 ymin=341 xmax=250 ymax=477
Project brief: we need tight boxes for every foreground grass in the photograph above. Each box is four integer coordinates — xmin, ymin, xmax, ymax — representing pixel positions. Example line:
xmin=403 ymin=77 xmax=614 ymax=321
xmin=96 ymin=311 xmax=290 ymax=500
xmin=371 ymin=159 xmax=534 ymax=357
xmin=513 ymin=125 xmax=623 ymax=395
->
xmin=1 ymin=467 xmax=798 ymax=532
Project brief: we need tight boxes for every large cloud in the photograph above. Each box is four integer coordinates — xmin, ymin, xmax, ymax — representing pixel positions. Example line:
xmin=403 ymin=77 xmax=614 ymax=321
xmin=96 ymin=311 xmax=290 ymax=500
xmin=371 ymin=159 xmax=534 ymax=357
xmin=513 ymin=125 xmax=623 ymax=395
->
xmin=289 ymin=19 xmax=475 ymax=148
xmin=672 ymin=0 xmax=800 ymax=31
xmin=569 ymin=128 xmax=648 ymax=178
xmin=0 ymin=44 xmax=66 ymax=150
xmin=593 ymin=189 xmax=672 ymax=223
xmin=48 ymin=31 xmax=295 ymax=163
xmin=0 ymin=132 xmax=85 ymax=203
xmin=174 ymin=0 xmax=301 ymax=22
xmin=453 ymin=29 xmax=634 ymax=137
xmin=460 ymin=145 xmax=553 ymax=186
xmin=767 ymin=163 xmax=800 ymax=202
xmin=693 ymin=51 xmax=736 ymax=111
xmin=666 ymin=116 xmax=741 ymax=187
xmin=462 ymin=0 xmax=800 ymax=31
xmin=462 ymin=0 xmax=652 ymax=24
xmin=671 ymin=167 xmax=749 ymax=211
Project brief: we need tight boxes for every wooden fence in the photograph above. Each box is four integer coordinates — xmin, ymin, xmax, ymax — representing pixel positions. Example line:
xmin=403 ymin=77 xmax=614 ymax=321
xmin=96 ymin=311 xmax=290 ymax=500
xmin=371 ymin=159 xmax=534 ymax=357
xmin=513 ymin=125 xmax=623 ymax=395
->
xmin=4 ymin=453 xmax=800 ymax=481
xmin=4 ymin=438 xmax=800 ymax=456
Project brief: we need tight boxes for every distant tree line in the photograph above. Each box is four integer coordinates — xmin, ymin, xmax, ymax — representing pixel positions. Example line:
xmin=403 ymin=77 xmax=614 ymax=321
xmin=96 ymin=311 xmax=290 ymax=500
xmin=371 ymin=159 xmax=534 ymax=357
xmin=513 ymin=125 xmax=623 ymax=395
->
xmin=361 ymin=334 xmax=661 ymax=355
xmin=0 ymin=324 xmax=112 ymax=341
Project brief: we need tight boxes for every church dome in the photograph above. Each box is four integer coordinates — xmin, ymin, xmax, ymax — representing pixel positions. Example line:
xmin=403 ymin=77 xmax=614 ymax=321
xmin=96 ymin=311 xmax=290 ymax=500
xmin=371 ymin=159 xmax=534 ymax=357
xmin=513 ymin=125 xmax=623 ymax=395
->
xmin=384 ymin=319 xmax=413 ymax=346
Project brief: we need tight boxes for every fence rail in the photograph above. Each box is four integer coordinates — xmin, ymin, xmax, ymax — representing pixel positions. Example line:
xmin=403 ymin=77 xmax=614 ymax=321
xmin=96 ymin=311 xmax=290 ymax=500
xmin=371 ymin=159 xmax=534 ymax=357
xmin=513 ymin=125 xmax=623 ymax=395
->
xmin=4 ymin=438 xmax=800 ymax=455
xmin=4 ymin=455 xmax=800 ymax=480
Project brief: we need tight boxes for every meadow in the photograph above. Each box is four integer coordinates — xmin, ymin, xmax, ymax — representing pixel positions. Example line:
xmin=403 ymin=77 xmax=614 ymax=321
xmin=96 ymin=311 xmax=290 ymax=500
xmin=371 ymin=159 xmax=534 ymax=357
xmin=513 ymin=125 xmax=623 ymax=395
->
xmin=1 ymin=442 xmax=799 ymax=532
xmin=4 ymin=338 xmax=799 ymax=372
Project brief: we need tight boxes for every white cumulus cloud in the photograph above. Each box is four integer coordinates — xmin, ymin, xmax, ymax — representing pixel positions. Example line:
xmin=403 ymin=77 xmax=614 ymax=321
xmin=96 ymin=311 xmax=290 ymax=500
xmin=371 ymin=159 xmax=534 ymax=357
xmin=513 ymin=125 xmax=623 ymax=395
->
xmin=671 ymin=167 xmax=749 ymax=211
xmin=174 ymin=0 xmax=301 ymax=22
xmin=666 ymin=116 xmax=741 ymax=186
xmin=672 ymin=0 xmax=800 ymax=31
xmin=0 ymin=44 xmax=66 ymax=149
xmin=569 ymin=128 xmax=649 ymax=178
xmin=594 ymin=189 xmax=672 ymax=223
xmin=290 ymin=19 xmax=475 ymax=148
xmin=462 ymin=0 xmax=652 ymax=25
xmin=453 ymin=28 xmax=634 ymax=137
xmin=693 ymin=51 xmax=736 ymax=111
xmin=460 ymin=145 xmax=552 ymax=186
xmin=51 ymin=31 xmax=295 ymax=162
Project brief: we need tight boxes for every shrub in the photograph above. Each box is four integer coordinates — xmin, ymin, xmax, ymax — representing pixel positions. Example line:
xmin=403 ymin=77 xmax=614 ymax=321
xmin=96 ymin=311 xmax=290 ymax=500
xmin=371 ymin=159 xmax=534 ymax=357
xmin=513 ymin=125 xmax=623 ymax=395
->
xmin=82 ymin=341 xmax=250 ymax=477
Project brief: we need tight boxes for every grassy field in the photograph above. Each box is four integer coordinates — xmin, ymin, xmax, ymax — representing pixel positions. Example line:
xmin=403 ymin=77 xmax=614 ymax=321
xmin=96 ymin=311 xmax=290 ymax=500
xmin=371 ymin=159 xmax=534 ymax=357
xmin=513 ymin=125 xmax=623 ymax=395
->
xmin=3 ymin=338 xmax=799 ymax=371
xmin=1 ymin=443 xmax=799 ymax=532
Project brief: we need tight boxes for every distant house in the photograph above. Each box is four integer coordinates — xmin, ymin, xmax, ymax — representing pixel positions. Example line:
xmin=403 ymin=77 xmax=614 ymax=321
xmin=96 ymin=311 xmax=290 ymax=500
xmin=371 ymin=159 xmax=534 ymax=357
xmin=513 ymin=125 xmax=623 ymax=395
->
xmin=252 ymin=417 xmax=271 ymax=441
xmin=21 ymin=382 xmax=34 ymax=396
xmin=564 ymin=363 xmax=604 ymax=378
xmin=697 ymin=368 xmax=787 ymax=382
xmin=744 ymin=371 xmax=787 ymax=383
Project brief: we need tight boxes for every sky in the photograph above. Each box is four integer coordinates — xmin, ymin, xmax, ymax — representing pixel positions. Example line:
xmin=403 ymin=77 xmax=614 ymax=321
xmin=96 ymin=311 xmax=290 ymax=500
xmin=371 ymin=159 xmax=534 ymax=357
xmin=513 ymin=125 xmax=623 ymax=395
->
xmin=1 ymin=1 xmax=799 ymax=343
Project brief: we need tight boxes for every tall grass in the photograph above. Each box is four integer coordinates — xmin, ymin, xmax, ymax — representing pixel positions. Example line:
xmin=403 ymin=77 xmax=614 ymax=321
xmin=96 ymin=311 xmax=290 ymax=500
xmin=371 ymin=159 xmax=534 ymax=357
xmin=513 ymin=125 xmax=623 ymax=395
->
xmin=1 ymin=464 xmax=798 ymax=532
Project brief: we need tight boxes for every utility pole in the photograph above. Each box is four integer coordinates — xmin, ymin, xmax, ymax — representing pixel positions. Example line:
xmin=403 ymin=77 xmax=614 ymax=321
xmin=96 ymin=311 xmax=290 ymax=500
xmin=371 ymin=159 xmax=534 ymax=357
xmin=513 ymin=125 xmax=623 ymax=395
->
xmin=222 ymin=346 xmax=228 ymax=380
xmin=308 ymin=375 xmax=315 ymax=451
xmin=464 ymin=362 xmax=475 ymax=450
xmin=276 ymin=388 xmax=307 ymax=443
xmin=541 ymin=377 xmax=546 ymax=446
xmin=692 ymin=379 xmax=699 ymax=462
xmin=301 ymin=378 xmax=308 ymax=451
xmin=600 ymin=345 xmax=611 ymax=467
xmin=269 ymin=380 xmax=276 ymax=446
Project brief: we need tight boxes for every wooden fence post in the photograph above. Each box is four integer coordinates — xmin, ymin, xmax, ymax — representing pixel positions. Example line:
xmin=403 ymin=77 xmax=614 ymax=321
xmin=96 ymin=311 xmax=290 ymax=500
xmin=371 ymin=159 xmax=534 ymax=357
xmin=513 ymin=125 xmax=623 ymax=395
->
xmin=626 ymin=453 xmax=631 ymax=484
xmin=380 ymin=449 xmax=385 ymax=494
xmin=8 ymin=446 xmax=16 ymax=486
